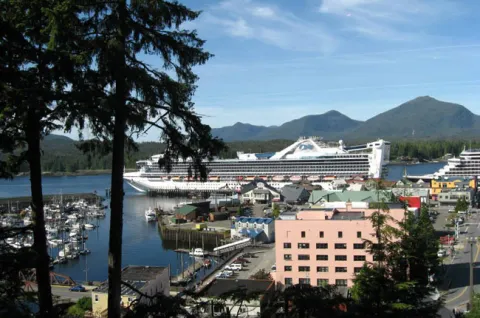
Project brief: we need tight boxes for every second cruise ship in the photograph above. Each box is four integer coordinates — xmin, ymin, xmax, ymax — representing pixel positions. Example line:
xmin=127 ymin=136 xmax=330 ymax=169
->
xmin=123 ymin=136 xmax=391 ymax=193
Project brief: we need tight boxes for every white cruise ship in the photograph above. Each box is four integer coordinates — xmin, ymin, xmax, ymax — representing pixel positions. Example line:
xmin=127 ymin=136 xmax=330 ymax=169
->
xmin=123 ymin=136 xmax=391 ymax=193
xmin=432 ymin=147 xmax=480 ymax=178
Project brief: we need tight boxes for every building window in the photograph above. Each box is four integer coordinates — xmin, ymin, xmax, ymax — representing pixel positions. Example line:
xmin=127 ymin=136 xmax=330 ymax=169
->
xmin=298 ymin=266 xmax=310 ymax=272
xmin=299 ymin=278 xmax=310 ymax=285
xmin=335 ymin=243 xmax=347 ymax=249
xmin=357 ymin=231 xmax=362 ymax=238
xmin=353 ymin=243 xmax=365 ymax=249
xmin=354 ymin=255 xmax=366 ymax=261
xmin=335 ymin=267 xmax=347 ymax=273
xmin=298 ymin=254 xmax=310 ymax=260
xmin=317 ymin=279 xmax=329 ymax=286
xmin=316 ymin=243 xmax=328 ymax=249
xmin=283 ymin=242 xmax=291 ymax=249
xmin=284 ymin=254 xmax=292 ymax=260
xmin=335 ymin=255 xmax=347 ymax=261
xmin=319 ymin=231 xmax=324 ymax=238
xmin=285 ymin=278 xmax=293 ymax=286
xmin=317 ymin=266 xmax=329 ymax=272
xmin=354 ymin=267 xmax=362 ymax=274
xmin=301 ymin=231 xmax=306 ymax=238
xmin=298 ymin=243 xmax=310 ymax=249
xmin=316 ymin=255 xmax=328 ymax=261
xmin=336 ymin=279 xmax=348 ymax=286
xmin=284 ymin=266 xmax=292 ymax=272
xmin=94 ymin=294 xmax=99 ymax=302
xmin=338 ymin=231 xmax=343 ymax=238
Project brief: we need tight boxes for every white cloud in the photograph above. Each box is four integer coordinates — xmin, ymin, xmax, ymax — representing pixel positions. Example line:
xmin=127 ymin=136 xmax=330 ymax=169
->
xmin=200 ymin=0 xmax=337 ymax=53
xmin=318 ymin=0 xmax=460 ymax=41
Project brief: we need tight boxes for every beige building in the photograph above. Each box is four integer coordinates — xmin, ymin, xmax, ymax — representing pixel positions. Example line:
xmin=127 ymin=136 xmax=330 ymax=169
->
xmin=92 ymin=265 xmax=169 ymax=317
xmin=240 ymin=180 xmax=282 ymax=204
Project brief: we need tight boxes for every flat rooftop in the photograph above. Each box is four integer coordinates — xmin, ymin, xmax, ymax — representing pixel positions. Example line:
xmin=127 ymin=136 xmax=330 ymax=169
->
xmin=330 ymin=212 xmax=364 ymax=220
xmin=94 ymin=265 xmax=168 ymax=295
xmin=122 ymin=265 xmax=167 ymax=281
xmin=202 ymin=279 xmax=273 ymax=297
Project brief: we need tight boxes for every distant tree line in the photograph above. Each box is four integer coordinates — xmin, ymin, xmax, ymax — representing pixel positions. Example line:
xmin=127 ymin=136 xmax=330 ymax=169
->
xmin=18 ymin=138 xmax=479 ymax=173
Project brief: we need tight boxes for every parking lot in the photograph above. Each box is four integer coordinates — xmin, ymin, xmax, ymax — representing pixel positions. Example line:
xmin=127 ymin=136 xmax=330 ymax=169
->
xmin=215 ymin=246 xmax=276 ymax=280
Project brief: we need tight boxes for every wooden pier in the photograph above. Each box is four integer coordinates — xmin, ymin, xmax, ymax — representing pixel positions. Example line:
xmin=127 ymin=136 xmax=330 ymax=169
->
xmin=170 ymin=259 xmax=204 ymax=284
xmin=158 ymin=222 xmax=228 ymax=250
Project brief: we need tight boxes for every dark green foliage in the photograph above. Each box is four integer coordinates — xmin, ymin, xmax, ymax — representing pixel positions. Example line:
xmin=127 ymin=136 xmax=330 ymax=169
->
xmin=76 ymin=297 xmax=92 ymax=311
xmin=455 ymin=197 xmax=469 ymax=213
xmin=0 ymin=227 xmax=37 ymax=317
xmin=352 ymin=203 xmax=443 ymax=317
xmin=467 ymin=294 xmax=480 ymax=318
xmin=65 ymin=297 xmax=92 ymax=317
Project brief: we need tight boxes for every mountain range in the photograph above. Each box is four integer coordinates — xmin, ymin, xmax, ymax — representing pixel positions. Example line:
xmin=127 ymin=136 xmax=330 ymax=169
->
xmin=211 ymin=96 xmax=480 ymax=141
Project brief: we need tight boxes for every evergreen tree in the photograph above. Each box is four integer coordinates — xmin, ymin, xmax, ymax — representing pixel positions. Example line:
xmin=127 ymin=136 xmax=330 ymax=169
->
xmin=0 ymin=1 xmax=85 ymax=316
xmin=352 ymin=201 xmax=443 ymax=317
xmin=46 ymin=2 xmax=226 ymax=316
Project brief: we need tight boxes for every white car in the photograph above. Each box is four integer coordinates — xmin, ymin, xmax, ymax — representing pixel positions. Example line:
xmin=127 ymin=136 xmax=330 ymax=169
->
xmin=437 ymin=250 xmax=446 ymax=257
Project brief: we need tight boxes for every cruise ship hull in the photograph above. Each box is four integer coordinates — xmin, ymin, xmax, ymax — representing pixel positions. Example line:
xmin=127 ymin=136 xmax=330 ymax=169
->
xmin=124 ymin=172 xmax=293 ymax=192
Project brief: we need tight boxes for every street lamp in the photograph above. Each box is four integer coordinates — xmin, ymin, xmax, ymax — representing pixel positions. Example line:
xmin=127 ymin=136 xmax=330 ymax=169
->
xmin=468 ymin=236 xmax=478 ymax=309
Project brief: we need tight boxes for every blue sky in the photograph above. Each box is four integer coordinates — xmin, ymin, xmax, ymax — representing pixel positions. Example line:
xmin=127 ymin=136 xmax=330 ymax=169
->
xmin=60 ymin=0 xmax=480 ymax=141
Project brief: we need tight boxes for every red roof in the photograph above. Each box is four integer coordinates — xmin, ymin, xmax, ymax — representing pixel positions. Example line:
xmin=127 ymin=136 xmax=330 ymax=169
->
xmin=399 ymin=196 xmax=421 ymax=209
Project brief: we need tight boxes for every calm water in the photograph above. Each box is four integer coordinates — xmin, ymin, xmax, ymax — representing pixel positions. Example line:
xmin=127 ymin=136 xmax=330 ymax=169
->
xmin=0 ymin=162 xmax=445 ymax=282
xmin=0 ymin=175 xmax=194 ymax=282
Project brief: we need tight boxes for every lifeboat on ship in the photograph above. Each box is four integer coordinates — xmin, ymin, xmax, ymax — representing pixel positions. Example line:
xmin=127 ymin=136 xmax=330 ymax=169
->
xmin=272 ymin=176 xmax=286 ymax=182
xmin=245 ymin=176 xmax=255 ymax=181
xmin=323 ymin=176 xmax=335 ymax=181
xmin=237 ymin=176 xmax=244 ymax=181
xmin=209 ymin=176 xmax=220 ymax=181
xmin=290 ymin=175 xmax=302 ymax=182
xmin=307 ymin=175 xmax=320 ymax=182
xmin=171 ymin=176 xmax=181 ymax=181
xmin=185 ymin=176 xmax=197 ymax=182
xmin=162 ymin=176 xmax=170 ymax=181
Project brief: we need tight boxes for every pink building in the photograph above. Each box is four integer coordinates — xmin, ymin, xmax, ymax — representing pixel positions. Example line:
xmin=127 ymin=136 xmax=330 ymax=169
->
xmin=274 ymin=203 xmax=406 ymax=288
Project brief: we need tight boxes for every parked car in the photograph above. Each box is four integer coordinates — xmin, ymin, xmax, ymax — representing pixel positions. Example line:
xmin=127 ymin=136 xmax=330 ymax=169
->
xmin=225 ymin=263 xmax=242 ymax=271
xmin=69 ymin=285 xmax=86 ymax=292
xmin=437 ymin=250 xmax=446 ymax=258
xmin=271 ymin=264 xmax=277 ymax=272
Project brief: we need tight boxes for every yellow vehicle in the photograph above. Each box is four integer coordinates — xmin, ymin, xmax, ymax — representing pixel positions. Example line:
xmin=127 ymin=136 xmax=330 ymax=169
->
xmin=195 ymin=223 xmax=207 ymax=231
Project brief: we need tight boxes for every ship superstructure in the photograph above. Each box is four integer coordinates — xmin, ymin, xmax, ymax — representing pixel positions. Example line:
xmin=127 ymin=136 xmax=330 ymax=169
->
xmin=123 ymin=137 xmax=391 ymax=193
xmin=433 ymin=148 xmax=480 ymax=178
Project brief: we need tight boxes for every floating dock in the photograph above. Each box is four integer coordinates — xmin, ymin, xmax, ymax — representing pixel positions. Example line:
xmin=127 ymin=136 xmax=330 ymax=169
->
xmin=170 ymin=259 xmax=204 ymax=284
xmin=0 ymin=193 xmax=103 ymax=210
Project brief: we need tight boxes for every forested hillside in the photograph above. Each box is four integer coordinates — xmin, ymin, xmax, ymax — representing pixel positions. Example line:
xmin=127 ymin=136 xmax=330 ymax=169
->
xmin=17 ymin=135 xmax=480 ymax=174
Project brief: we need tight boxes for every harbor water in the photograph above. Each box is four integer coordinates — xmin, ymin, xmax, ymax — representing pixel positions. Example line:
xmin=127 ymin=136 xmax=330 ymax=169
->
xmin=0 ymin=162 xmax=445 ymax=282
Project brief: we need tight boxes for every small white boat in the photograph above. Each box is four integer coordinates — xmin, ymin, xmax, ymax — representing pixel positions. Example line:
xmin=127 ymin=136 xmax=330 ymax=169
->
xmin=67 ymin=214 xmax=78 ymax=220
xmin=84 ymin=223 xmax=95 ymax=230
xmin=48 ymin=240 xmax=59 ymax=247
xmin=189 ymin=248 xmax=205 ymax=257
xmin=145 ymin=208 xmax=156 ymax=222
xmin=71 ymin=223 xmax=81 ymax=230
xmin=23 ymin=218 xmax=32 ymax=226
xmin=69 ymin=231 xmax=79 ymax=238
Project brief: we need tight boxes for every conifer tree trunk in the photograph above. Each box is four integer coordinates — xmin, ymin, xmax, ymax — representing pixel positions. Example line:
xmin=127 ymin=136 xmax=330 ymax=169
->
xmin=26 ymin=108 xmax=54 ymax=317
xmin=107 ymin=1 xmax=128 ymax=317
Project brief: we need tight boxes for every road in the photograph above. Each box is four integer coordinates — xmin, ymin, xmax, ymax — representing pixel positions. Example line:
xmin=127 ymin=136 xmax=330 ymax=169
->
xmin=437 ymin=209 xmax=480 ymax=312
xmin=28 ymin=285 xmax=92 ymax=302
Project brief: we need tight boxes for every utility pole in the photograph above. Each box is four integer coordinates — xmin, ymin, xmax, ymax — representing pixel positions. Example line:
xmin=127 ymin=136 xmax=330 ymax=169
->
xmin=469 ymin=237 xmax=477 ymax=309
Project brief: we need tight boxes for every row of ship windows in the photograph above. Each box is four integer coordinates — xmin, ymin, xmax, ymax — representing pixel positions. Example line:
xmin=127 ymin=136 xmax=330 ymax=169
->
xmin=146 ymin=161 xmax=371 ymax=169
xmin=284 ymin=278 xmax=348 ymax=287
xmin=284 ymin=254 xmax=367 ymax=261
xmin=284 ymin=265 xmax=364 ymax=272
xmin=148 ymin=169 xmax=371 ymax=174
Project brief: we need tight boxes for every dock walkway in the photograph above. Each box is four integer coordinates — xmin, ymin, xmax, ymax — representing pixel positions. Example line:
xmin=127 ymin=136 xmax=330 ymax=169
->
xmin=174 ymin=249 xmax=218 ymax=257
xmin=170 ymin=259 xmax=204 ymax=284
